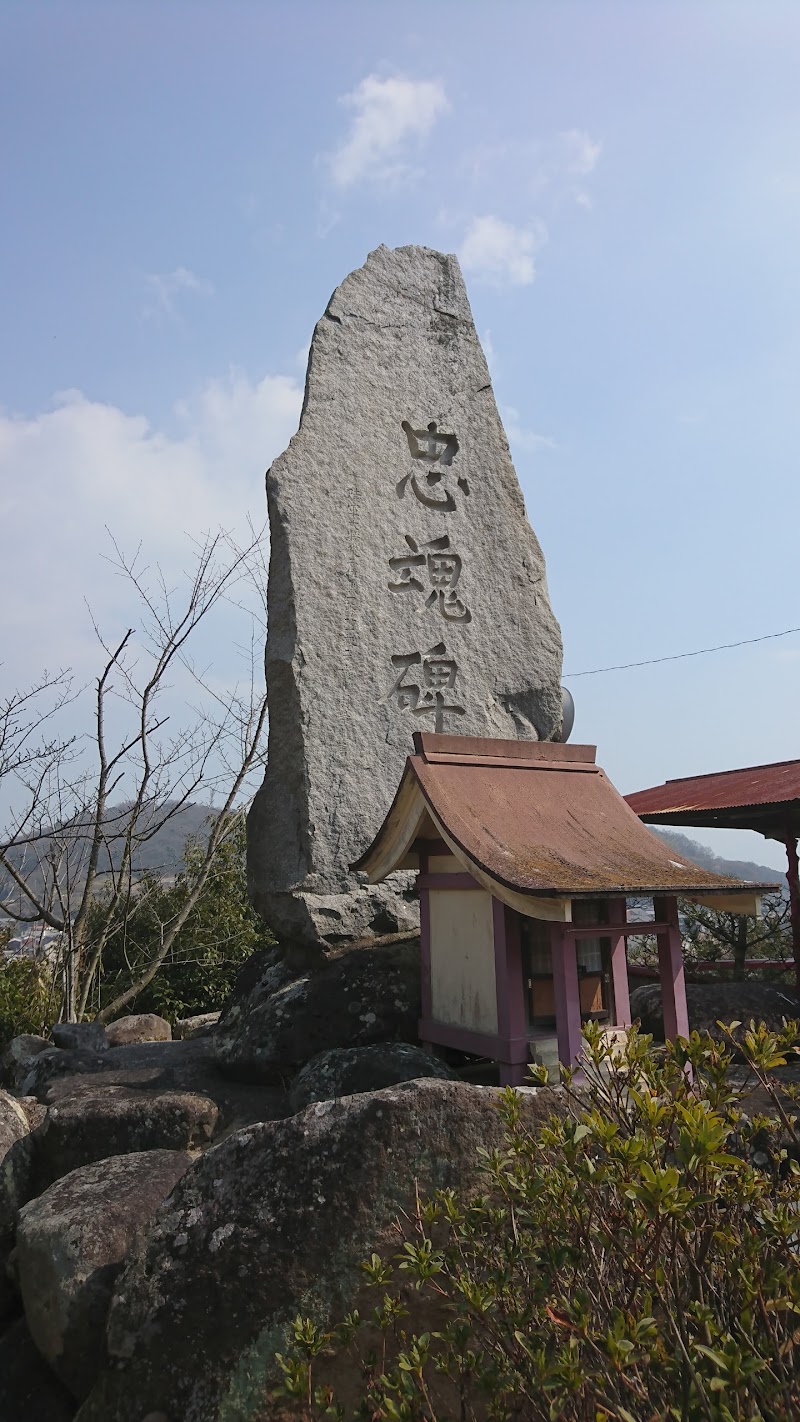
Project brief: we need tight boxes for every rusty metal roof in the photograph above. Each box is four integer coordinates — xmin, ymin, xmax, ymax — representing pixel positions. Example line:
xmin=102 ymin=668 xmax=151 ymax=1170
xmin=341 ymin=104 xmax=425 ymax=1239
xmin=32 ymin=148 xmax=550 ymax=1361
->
xmin=626 ymin=759 xmax=800 ymax=837
xmin=353 ymin=734 xmax=778 ymax=902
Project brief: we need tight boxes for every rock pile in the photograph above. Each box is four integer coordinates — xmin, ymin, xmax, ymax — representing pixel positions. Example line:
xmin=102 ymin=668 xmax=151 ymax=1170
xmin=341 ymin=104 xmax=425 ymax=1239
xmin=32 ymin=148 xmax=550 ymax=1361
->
xmin=0 ymin=923 xmax=497 ymax=1421
xmin=76 ymin=1078 xmax=562 ymax=1422
xmin=0 ymin=994 xmax=564 ymax=1422
xmin=2 ymin=956 xmax=797 ymax=1418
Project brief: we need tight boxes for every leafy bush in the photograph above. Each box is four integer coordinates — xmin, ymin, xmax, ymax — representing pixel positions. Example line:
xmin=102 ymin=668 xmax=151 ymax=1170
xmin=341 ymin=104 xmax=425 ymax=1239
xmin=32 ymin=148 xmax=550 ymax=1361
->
xmin=0 ymin=953 xmax=58 ymax=1048
xmin=276 ymin=1021 xmax=800 ymax=1421
xmin=85 ymin=818 xmax=274 ymax=1022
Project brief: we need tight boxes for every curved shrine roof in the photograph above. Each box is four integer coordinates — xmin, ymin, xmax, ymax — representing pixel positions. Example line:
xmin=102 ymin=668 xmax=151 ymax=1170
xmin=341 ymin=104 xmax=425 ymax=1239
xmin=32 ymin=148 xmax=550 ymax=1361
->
xmin=353 ymin=735 xmax=778 ymax=916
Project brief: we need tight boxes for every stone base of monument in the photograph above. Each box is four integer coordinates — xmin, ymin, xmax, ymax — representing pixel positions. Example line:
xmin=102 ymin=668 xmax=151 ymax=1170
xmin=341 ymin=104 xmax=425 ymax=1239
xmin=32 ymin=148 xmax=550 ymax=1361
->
xmin=252 ymin=872 xmax=419 ymax=948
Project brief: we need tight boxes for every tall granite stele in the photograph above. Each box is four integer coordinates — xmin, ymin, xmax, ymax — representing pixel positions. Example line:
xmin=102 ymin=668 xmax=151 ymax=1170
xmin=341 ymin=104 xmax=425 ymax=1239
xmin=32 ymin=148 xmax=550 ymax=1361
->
xmin=248 ymin=244 xmax=564 ymax=946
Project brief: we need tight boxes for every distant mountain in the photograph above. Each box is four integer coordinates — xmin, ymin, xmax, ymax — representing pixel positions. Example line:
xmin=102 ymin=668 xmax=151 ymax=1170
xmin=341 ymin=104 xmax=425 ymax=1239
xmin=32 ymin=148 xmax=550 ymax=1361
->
xmin=2 ymin=806 xmax=787 ymax=917
xmin=0 ymin=801 xmax=218 ymax=911
xmin=105 ymin=802 xmax=217 ymax=874
xmin=652 ymin=828 xmax=785 ymax=893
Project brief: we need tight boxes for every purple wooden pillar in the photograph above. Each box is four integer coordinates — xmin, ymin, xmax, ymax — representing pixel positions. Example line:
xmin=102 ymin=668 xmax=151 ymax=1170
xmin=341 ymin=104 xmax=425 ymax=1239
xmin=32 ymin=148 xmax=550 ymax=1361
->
xmin=783 ymin=833 xmax=800 ymax=997
xmin=654 ymin=895 xmax=689 ymax=1040
xmin=493 ymin=900 xmax=528 ymax=1086
xmin=550 ymin=922 xmax=583 ymax=1068
xmin=607 ymin=897 xmax=631 ymax=1027
xmin=418 ymin=851 xmax=432 ymax=1025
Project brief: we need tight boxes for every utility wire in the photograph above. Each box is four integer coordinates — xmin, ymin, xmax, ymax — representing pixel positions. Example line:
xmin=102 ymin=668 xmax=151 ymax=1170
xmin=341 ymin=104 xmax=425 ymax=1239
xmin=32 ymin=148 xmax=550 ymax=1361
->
xmin=564 ymin=626 xmax=800 ymax=679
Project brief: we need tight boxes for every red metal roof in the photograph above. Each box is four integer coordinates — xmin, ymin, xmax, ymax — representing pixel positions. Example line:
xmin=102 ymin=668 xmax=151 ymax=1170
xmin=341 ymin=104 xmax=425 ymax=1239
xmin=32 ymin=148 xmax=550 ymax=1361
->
xmin=353 ymin=734 xmax=778 ymax=901
xmin=626 ymin=759 xmax=800 ymax=835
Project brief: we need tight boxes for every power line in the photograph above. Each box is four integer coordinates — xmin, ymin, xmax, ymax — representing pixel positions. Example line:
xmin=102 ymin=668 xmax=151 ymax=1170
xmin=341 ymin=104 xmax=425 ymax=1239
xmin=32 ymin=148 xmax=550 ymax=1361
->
xmin=564 ymin=626 xmax=800 ymax=679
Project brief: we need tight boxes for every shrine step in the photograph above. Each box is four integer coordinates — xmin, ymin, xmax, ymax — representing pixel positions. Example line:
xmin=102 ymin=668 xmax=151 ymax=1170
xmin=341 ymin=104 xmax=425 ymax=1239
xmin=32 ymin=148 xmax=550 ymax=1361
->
xmin=529 ymin=1035 xmax=560 ymax=1073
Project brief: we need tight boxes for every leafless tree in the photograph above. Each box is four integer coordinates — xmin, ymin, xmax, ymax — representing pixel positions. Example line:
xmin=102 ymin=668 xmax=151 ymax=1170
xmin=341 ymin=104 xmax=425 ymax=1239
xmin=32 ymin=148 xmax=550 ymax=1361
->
xmin=0 ymin=527 xmax=268 ymax=1023
xmin=680 ymin=890 xmax=791 ymax=977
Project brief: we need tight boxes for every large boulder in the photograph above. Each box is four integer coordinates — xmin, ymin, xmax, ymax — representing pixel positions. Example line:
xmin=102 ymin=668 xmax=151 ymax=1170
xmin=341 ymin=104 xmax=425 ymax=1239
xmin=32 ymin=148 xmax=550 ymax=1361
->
xmin=105 ymin=1014 xmax=172 ymax=1047
xmin=214 ymin=937 xmax=421 ymax=1082
xmin=0 ymin=1317 xmax=76 ymax=1421
xmin=76 ymin=1078 xmax=563 ymax=1422
xmin=0 ymin=1090 xmax=37 ymax=1324
xmin=50 ymin=1023 xmax=109 ymax=1053
xmin=629 ymin=980 xmax=800 ymax=1043
xmin=14 ymin=1047 xmax=106 ymax=1099
xmin=34 ymin=1085 xmax=218 ymax=1186
xmin=290 ymin=1042 xmax=456 ymax=1111
xmin=0 ymin=1033 xmax=51 ymax=1087
xmin=16 ymin=1149 xmax=191 ymax=1400
xmin=174 ymin=1012 xmax=220 ymax=1040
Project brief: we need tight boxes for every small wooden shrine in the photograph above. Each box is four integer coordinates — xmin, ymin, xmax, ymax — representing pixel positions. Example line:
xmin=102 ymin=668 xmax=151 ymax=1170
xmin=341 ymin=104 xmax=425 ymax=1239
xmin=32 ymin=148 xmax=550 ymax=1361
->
xmin=353 ymin=734 xmax=776 ymax=1081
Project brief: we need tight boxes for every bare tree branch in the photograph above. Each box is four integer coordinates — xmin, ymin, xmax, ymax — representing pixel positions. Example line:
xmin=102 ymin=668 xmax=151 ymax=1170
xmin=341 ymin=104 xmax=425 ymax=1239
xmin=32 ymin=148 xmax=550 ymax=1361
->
xmin=1 ymin=526 xmax=269 ymax=1023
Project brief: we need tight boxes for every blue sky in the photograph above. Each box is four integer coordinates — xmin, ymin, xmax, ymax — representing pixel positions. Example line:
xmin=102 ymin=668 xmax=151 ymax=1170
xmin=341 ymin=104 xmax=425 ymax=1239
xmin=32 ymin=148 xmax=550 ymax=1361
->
xmin=2 ymin=1 xmax=799 ymax=869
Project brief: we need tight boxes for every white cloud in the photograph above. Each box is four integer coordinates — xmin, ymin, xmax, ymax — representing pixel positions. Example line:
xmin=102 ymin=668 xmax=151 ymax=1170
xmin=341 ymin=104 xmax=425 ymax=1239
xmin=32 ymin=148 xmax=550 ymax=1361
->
xmin=501 ymin=405 xmax=557 ymax=454
xmin=328 ymin=75 xmax=449 ymax=188
xmin=459 ymin=216 xmax=546 ymax=287
xmin=143 ymin=266 xmax=214 ymax=321
xmin=559 ymin=129 xmax=602 ymax=176
xmin=463 ymin=129 xmax=602 ymax=210
xmin=0 ymin=372 xmax=302 ymax=680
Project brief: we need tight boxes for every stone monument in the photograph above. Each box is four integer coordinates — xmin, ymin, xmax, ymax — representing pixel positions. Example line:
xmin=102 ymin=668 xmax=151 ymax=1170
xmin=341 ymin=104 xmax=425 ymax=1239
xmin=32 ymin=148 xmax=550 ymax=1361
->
xmin=247 ymin=244 xmax=563 ymax=945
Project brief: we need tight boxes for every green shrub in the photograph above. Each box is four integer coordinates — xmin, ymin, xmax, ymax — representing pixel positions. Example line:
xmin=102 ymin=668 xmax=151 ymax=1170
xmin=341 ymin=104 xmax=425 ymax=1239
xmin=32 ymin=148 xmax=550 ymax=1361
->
xmin=276 ymin=1021 xmax=800 ymax=1422
xmin=0 ymin=953 xmax=58 ymax=1048
xmin=85 ymin=819 xmax=274 ymax=1023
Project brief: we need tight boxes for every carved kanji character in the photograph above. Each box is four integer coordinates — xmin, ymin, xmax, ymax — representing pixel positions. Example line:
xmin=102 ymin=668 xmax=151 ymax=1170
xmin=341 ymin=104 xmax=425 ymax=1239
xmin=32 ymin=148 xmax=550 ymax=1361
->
xmin=388 ymin=535 xmax=471 ymax=623
xmin=387 ymin=536 xmax=426 ymax=593
xmin=387 ymin=651 xmax=422 ymax=711
xmin=387 ymin=643 xmax=465 ymax=732
xmin=397 ymin=419 xmax=469 ymax=510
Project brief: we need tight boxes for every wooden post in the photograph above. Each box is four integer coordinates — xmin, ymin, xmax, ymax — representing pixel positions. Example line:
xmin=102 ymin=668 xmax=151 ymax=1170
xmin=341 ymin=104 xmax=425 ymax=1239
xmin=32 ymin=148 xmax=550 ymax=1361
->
xmin=783 ymin=834 xmax=800 ymax=998
xmin=493 ymin=901 xmax=528 ymax=1085
xmin=550 ymin=922 xmax=583 ymax=1068
xmin=607 ymin=896 xmax=631 ymax=1027
xmin=654 ymin=895 xmax=689 ymax=1040
xmin=417 ymin=850 xmax=432 ymax=1024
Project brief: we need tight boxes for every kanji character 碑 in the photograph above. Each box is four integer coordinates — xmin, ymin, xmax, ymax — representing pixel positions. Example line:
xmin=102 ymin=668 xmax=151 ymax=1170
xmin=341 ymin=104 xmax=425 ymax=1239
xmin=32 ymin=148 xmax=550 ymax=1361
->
xmin=387 ymin=643 xmax=466 ymax=732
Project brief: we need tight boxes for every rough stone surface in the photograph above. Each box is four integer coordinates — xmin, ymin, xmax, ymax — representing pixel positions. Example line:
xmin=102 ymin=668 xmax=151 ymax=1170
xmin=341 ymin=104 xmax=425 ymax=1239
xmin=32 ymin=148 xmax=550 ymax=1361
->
xmin=17 ymin=1149 xmax=191 ymax=1400
xmin=19 ymin=1037 xmax=290 ymax=1135
xmin=290 ymin=1041 xmax=456 ymax=1111
xmin=0 ymin=1317 xmax=76 ymax=1421
xmin=105 ymin=1014 xmax=172 ymax=1047
xmin=76 ymin=1078 xmax=563 ymax=1422
xmin=34 ymin=1085 xmax=218 ymax=1186
xmin=174 ymin=1011 xmax=221 ymax=1039
xmin=247 ymin=244 xmax=563 ymax=945
xmin=16 ymin=1095 xmax=48 ymax=1131
xmin=213 ymin=937 xmax=420 ymax=1082
xmin=50 ymin=1023 xmax=109 ymax=1053
xmin=629 ymin=980 xmax=800 ymax=1043
xmin=0 ymin=1033 xmax=51 ymax=1085
xmin=0 ymin=1090 xmax=35 ymax=1325
xmin=16 ymin=1047 xmax=113 ymax=1098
